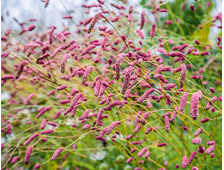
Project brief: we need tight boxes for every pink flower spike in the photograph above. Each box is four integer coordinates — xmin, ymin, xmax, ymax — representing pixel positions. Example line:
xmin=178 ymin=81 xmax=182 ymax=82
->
xmin=51 ymin=148 xmax=63 ymax=161
xmin=24 ymin=146 xmax=33 ymax=164
xmin=192 ymin=137 xmax=202 ymax=145
xmin=28 ymin=24 xmax=36 ymax=31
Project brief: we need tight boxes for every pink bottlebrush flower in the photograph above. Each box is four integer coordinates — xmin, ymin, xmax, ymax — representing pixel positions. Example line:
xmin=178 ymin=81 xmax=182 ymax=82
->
xmin=176 ymin=164 xmax=180 ymax=168
xmin=195 ymin=39 xmax=200 ymax=45
xmin=179 ymin=44 xmax=188 ymax=51
xmin=59 ymin=99 xmax=70 ymax=104
xmin=188 ymin=151 xmax=197 ymax=164
xmin=57 ymin=33 xmax=66 ymax=41
xmin=209 ymin=87 xmax=215 ymax=93
xmin=40 ymin=119 xmax=46 ymax=129
xmin=169 ymin=107 xmax=178 ymax=122
xmin=190 ymin=92 xmax=199 ymax=120
xmin=180 ymin=63 xmax=187 ymax=84
xmin=181 ymin=155 xmax=188 ymax=168
xmin=137 ymin=148 xmax=147 ymax=157
xmin=99 ymin=98 xmax=107 ymax=105
xmin=164 ymin=116 xmax=170 ymax=132
xmin=137 ymin=29 xmax=144 ymax=39
xmin=79 ymin=109 xmax=90 ymax=120
xmin=207 ymin=140 xmax=216 ymax=145
xmin=205 ymin=145 xmax=215 ymax=154
xmin=48 ymin=121 xmax=57 ymax=127
xmin=179 ymin=92 xmax=188 ymax=111
xmin=1 ymin=52 xmax=9 ymax=58
xmin=200 ymin=118 xmax=210 ymax=123
xmin=211 ymin=107 xmax=216 ymax=112
xmin=126 ymin=157 xmax=133 ymax=163
xmin=24 ymin=146 xmax=33 ymax=164
xmin=16 ymin=62 xmax=25 ymax=79
xmin=190 ymin=4 xmax=195 ymax=12
xmin=1 ymin=143 xmax=4 ymax=150
xmin=201 ymin=51 xmax=210 ymax=56
xmin=103 ymin=100 xmax=127 ymax=111
xmin=99 ymin=26 xmax=107 ymax=31
xmin=128 ymin=14 xmax=132 ymax=22
xmin=23 ymin=133 xmax=39 ymax=146
xmin=121 ymin=66 xmax=134 ymax=94
xmin=101 ymin=36 xmax=109 ymax=48
xmin=36 ymin=107 xmax=51 ymax=119
xmin=164 ymin=20 xmax=173 ymax=24
xmin=126 ymin=134 xmax=133 ymax=140
xmin=192 ymin=137 xmax=202 ymax=145
xmin=161 ymin=66 xmax=172 ymax=72
xmin=124 ymin=89 xmax=131 ymax=100
xmin=111 ymin=16 xmax=119 ymax=22
xmin=96 ymin=110 xmax=104 ymax=126
xmin=115 ymin=53 xmax=125 ymax=80
xmin=186 ymin=46 xmax=194 ymax=54
xmin=168 ymin=39 xmax=174 ymax=45
xmin=70 ymin=93 xmax=82 ymax=107
xmin=133 ymin=124 xmax=141 ymax=133
xmin=60 ymin=54 xmax=70 ymax=73
xmin=82 ymin=66 xmax=93 ymax=84
xmin=99 ymin=81 xmax=108 ymax=96
xmin=168 ymin=51 xmax=186 ymax=58
xmin=47 ymin=90 xmax=55 ymax=96
xmin=129 ymin=5 xmax=133 ymax=13
xmin=51 ymin=148 xmax=63 ymax=161
xmin=194 ymin=128 xmax=203 ymax=136
xmin=98 ymin=129 xmax=106 ymax=138
xmin=81 ymin=45 xmax=96 ymax=56
xmin=172 ymin=45 xmax=180 ymax=50
xmin=40 ymin=129 xmax=54 ymax=134
xmin=160 ymin=9 xmax=168 ymax=12
xmin=137 ymin=89 xmax=155 ymax=103
xmin=192 ymin=166 xmax=198 ymax=170
xmin=105 ymin=121 xmax=121 ymax=135
xmin=28 ymin=24 xmax=36 ymax=31
xmin=82 ymin=124 xmax=91 ymax=130
xmin=63 ymin=107 xmax=72 ymax=115
xmin=150 ymin=23 xmax=156 ymax=38
xmin=11 ymin=156 xmax=19 ymax=164
xmin=33 ymin=164 xmax=41 ymax=169
xmin=192 ymin=51 xmax=199 ymax=55
xmin=211 ymin=153 xmax=214 ymax=158
xmin=63 ymin=15 xmax=73 ymax=19
xmin=154 ymin=74 xmax=163 ymax=79
xmin=157 ymin=143 xmax=167 ymax=147
xmin=140 ymin=11 xmax=145 ymax=30
xmin=131 ymin=148 xmax=136 ymax=153
xmin=198 ymin=145 xmax=205 ymax=154
xmin=157 ymin=48 xmax=168 ymax=55
xmin=144 ymin=151 xmax=150 ymax=158
xmin=24 ymin=93 xmax=35 ymax=105
xmin=163 ymin=83 xmax=175 ymax=90
xmin=136 ymin=51 xmax=147 ymax=58
xmin=83 ymin=17 xmax=93 ymax=26
xmin=94 ymin=80 xmax=101 ymax=96
xmin=87 ymin=12 xmax=101 ymax=33
xmin=164 ymin=160 xmax=168 ymax=166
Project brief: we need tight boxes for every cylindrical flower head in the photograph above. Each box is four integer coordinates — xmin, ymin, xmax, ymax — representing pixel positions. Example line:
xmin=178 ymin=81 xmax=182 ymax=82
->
xmin=82 ymin=124 xmax=91 ymax=130
xmin=179 ymin=92 xmax=188 ymax=111
xmin=137 ymin=29 xmax=144 ymax=39
xmin=103 ymin=100 xmax=124 ymax=111
xmin=126 ymin=134 xmax=133 ymax=140
xmin=15 ymin=62 xmax=25 ymax=79
xmin=115 ymin=53 xmax=125 ymax=80
xmin=40 ymin=129 xmax=54 ymax=134
xmin=24 ymin=93 xmax=35 ymax=105
xmin=205 ymin=145 xmax=215 ymax=154
xmin=81 ymin=45 xmax=96 ymax=56
xmin=180 ymin=63 xmax=187 ymax=84
xmin=144 ymin=151 xmax=150 ymax=158
xmin=194 ymin=128 xmax=203 ymax=136
xmin=188 ymin=151 xmax=197 ymax=164
xmin=23 ymin=133 xmax=39 ymax=146
xmin=164 ymin=116 xmax=170 ymax=132
xmin=157 ymin=48 xmax=168 ymax=55
xmin=140 ymin=11 xmax=145 ymax=30
xmin=168 ymin=51 xmax=186 ymax=58
xmin=190 ymin=92 xmax=199 ymax=120
xmin=82 ymin=66 xmax=93 ymax=84
xmin=94 ymin=80 xmax=101 ymax=97
xmin=33 ymin=163 xmax=41 ymax=169
xmin=40 ymin=119 xmax=47 ymax=129
xmin=157 ymin=143 xmax=167 ymax=147
xmin=207 ymin=140 xmax=216 ymax=145
xmin=56 ymin=85 xmax=67 ymax=91
xmin=24 ymin=146 xmax=33 ymax=164
xmin=121 ymin=66 xmax=134 ymax=94
xmin=137 ymin=148 xmax=147 ymax=157
xmin=192 ymin=166 xmax=199 ymax=170
xmin=133 ymin=124 xmax=141 ymax=134
xmin=28 ymin=24 xmax=36 ymax=31
xmin=61 ymin=54 xmax=70 ymax=73
xmin=87 ymin=12 xmax=101 ymax=33
xmin=190 ymin=4 xmax=196 ymax=12
xmin=51 ymin=148 xmax=63 ymax=161
xmin=79 ymin=109 xmax=90 ymax=120
xmin=96 ymin=110 xmax=104 ymax=126
xmin=209 ymin=87 xmax=216 ymax=93
xmin=150 ymin=23 xmax=156 ymax=38
xmin=169 ymin=107 xmax=178 ymax=122
xmin=131 ymin=148 xmax=136 ymax=153
xmin=181 ymin=156 xmax=188 ymax=169
xmin=161 ymin=66 xmax=172 ymax=72
xmin=137 ymin=89 xmax=155 ymax=103
xmin=124 ymin=89 xmax=131 ymax=100
xmin=200 ymin=118 xmax=210 ymax=123
xmin=70 ymin=93 xmax=82 ymax=107
xmin=126 ymin=157 xmax=133 ymax=163
xmin=105 ymin=121 xmax=121 ymax=135
xmin=192 ymin=137 xmax=202 ymax=145
xmin=11 ymin=156 xmax=19 ymax=164
xmin=198 ymin=145 xmax=205 ymax=154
